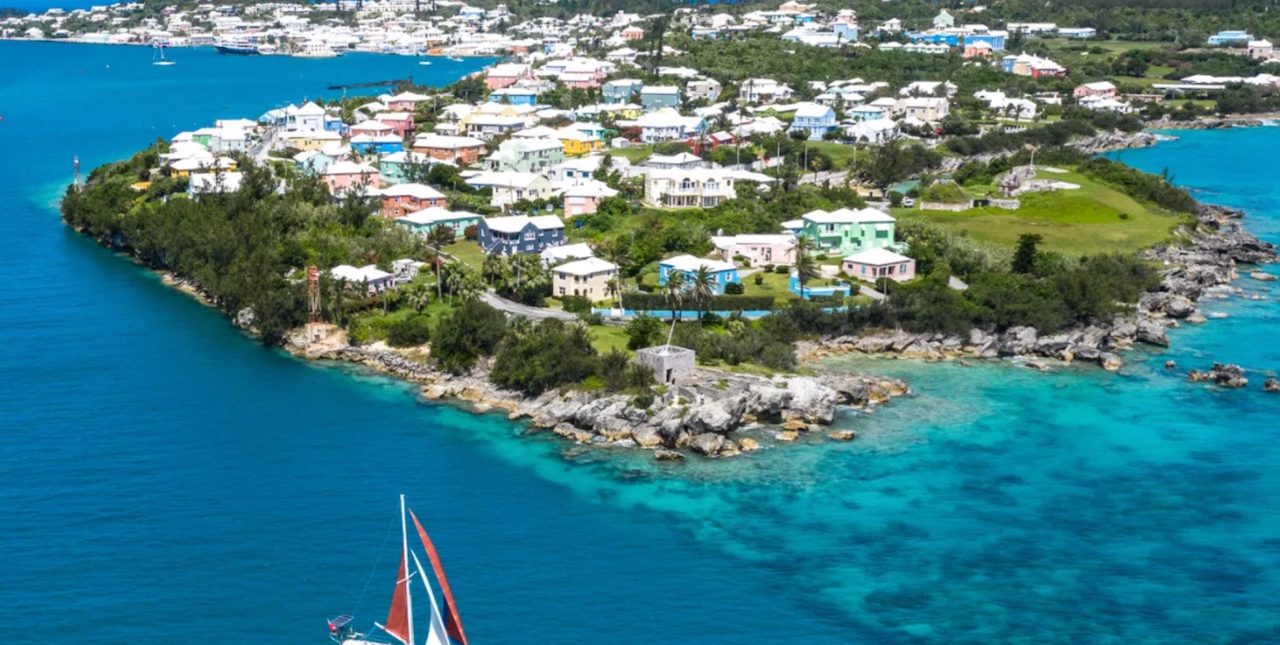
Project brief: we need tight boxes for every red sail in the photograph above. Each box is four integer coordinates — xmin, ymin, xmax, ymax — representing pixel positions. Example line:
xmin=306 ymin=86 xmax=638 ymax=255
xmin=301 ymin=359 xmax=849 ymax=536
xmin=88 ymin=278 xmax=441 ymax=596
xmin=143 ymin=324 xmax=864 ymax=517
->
xmin=383 ymin=553 xmax=411 ymax=645
xmin=410 ymin=510 xmax=469 ymax=645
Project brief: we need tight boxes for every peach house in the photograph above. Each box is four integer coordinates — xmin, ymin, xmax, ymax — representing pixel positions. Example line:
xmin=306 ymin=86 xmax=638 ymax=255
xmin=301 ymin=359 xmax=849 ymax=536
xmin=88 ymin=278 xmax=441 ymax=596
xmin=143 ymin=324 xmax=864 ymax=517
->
xmin=412 ymin=134 xmax=487 ymax=165
xmin=621 ymin=26 xmax=645 ymax=41
xmin=322 ymin=161 xmax=380 ymax=195
xmin=711 ymin=234 xmax=797 ymax=267
xmin=842 ymin=248 xmax=916 ymax=283
xmin=349 ymin=119 xmax=396 ymax=138
xmin=485 ymin=63 xmax=534 ymax=90
xmin=380 ymin=183 xmax=447 ymax=219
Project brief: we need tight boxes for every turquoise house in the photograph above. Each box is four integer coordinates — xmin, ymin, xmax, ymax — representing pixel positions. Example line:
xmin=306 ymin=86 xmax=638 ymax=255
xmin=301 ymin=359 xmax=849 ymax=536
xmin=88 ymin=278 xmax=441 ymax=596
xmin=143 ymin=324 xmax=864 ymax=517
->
xmin=379 ymin=151 xmax=437 ymax=184
xmin=658 ymin=255 xmax=740 ymax=295
xmin=395 ymin=208 xmax=482 ymax=238
xmin=488 ymin=87 xmax=539 ymax=106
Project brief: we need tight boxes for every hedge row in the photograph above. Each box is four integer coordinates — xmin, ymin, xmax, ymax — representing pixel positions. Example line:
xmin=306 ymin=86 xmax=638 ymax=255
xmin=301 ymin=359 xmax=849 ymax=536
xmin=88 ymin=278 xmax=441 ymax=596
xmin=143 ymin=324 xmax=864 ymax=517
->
xmin=623 ymin=292 xmax=776 ymax=312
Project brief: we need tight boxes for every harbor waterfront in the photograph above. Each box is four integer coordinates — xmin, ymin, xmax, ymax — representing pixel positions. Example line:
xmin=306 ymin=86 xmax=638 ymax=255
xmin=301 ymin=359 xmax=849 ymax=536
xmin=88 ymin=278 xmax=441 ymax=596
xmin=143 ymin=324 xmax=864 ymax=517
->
xmin=5 ymin=39 xmax=1280 ymax=645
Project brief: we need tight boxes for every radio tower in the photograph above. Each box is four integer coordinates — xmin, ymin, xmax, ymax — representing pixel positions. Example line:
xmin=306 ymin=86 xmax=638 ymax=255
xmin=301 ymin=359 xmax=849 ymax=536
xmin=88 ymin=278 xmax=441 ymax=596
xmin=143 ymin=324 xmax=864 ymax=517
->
xmin=307 ymin=265 xmax=324 ymax=340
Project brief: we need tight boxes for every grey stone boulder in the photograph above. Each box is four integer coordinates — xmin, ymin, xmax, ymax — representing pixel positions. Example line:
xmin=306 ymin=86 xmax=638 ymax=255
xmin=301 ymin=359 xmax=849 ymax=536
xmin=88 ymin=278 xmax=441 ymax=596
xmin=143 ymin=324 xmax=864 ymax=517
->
xmin=1136 ymin=319 xmax=1170 ymax=347
xmin=690 ymin=432 xmax=727 ymax=456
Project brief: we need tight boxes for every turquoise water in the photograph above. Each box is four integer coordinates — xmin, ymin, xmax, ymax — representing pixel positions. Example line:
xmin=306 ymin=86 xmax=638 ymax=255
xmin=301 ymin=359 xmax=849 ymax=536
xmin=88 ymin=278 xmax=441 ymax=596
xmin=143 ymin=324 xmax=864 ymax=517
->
xmin=3 ymin=40 xmax=1280 ymax=643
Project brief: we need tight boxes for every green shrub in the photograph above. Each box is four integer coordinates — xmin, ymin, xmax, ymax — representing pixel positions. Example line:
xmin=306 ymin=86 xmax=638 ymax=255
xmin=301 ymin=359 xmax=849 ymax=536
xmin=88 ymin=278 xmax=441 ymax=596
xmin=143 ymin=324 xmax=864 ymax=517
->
xmin=724 ymin=282 xmax=745 ymax=295
xmin=386 ymin=314 xmax=432 ymax=347
xmin=561 ymin=295 xmax=592 ymax=314
xmin=431 ymin=299 xmax=508 ymax=373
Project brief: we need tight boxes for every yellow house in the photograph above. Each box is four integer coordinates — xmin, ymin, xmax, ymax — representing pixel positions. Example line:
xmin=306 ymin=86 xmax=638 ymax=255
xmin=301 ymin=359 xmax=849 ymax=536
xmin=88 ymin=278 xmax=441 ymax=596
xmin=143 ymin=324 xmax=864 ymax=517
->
xmin=557 ymin=129 xmax=603 ymax=157
xmin=284 ymin=130 xmax=343 ymax=151
xmin=168 ymin=157 xmax=237 ymax=178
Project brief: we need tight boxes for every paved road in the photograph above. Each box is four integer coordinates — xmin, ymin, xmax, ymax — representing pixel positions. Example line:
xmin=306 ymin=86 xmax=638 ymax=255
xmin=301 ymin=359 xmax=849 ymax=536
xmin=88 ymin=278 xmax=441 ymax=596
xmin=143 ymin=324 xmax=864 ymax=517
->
xmin=479 ymin=291 xmax=578 ymax=321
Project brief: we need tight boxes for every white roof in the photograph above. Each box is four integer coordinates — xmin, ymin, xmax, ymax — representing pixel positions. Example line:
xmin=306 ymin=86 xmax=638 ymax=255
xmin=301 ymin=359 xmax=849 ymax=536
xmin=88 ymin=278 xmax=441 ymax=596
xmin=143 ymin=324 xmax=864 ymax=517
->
xmin=802 ymin=207 xmax=895 ymax=225
xmin=661 ymin=254 xmax=736 ymax=273
xmin=483 ymin=214 xmax=564 ymax=233
xmin=399 ymin=207 xmax=478 ymax=226
xmin=381 ymin=183 xmax=444 ymax=200
xmin=414 ymin=134 xmax=484 ymax=149
xmin=330 ymin=264 xmax=392 ymax=282
xmin=554 ymin=257 xmax=617 ymax=276
xmin=711 ymin=234 xmax=796 ymax=249
xmin=541 ymin=242 xmax=595 ymax=264
xmin=323 ymin=161 xmax=378 ymax=176
xmin=793 ymin=103 xmax=833 ymax=118
xmin=844 ymin=248 xmax=912 ymax=265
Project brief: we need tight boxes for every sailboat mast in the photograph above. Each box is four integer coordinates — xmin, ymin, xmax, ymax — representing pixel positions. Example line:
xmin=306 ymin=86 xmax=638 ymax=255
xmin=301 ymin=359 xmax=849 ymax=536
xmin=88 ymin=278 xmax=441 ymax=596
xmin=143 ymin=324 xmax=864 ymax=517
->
xmin=400 ymin=494 xmax=414 ymax=645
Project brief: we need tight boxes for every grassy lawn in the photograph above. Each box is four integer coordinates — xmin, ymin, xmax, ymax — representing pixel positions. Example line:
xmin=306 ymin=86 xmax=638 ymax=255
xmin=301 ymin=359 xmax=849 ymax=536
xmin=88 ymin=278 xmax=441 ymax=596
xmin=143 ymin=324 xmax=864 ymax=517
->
xmin=805 ymin=141 xmax=862 ymax=170
xmin=743 ymin=270 xmax=796 ymax=303
xmin=588 ymin=324 xmax=632 ymax=355
xmin=442 ymin=240 xmax=487 ymax=269
xmin=895 ymin=170 xmax=1189 ymax=256
xmin=606 ymin=145 xmax=654 ymax=164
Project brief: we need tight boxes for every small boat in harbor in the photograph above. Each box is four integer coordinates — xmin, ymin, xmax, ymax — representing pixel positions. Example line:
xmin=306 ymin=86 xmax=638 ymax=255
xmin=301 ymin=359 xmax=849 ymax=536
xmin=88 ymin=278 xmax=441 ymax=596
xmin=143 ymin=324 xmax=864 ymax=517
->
xmin=328 ymin=495 xmax=469 ymax=645
xmin=152 ymin=44 xmax=175 ymax=66
xmin=214 ymin=38 xmax=258 ymax=55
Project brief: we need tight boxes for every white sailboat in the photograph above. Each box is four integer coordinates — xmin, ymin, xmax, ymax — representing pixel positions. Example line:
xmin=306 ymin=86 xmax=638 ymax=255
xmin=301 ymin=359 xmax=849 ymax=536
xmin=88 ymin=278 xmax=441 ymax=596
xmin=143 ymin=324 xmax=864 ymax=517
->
xmin=153 ymin=44 xmax=175 ymax=66
xmin=328 ymin=495 xmax=470 ymax=645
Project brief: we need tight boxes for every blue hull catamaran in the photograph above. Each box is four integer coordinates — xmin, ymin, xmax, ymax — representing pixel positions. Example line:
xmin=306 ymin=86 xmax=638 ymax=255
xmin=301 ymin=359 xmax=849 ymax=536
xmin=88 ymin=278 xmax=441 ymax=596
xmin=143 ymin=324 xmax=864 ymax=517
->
xmin=328 ymin=496 xmax=469 ymax=645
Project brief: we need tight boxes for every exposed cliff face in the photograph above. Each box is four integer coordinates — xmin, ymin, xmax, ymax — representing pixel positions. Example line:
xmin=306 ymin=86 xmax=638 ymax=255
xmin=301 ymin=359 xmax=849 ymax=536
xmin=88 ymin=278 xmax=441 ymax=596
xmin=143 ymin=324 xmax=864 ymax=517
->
xmin=802 ymin=203 xmax=1277 ymax=372
xmin=289 ymin=337 xmax=909 ymax=460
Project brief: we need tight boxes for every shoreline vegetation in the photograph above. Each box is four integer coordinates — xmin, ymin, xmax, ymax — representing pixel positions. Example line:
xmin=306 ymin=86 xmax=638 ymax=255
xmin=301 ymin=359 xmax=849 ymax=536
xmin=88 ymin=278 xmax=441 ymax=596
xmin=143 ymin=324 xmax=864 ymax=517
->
xmin=61 ymin=125 xmax=1277 ymax=458
xmin=56 ymin=10 xmax=1280 ymax=456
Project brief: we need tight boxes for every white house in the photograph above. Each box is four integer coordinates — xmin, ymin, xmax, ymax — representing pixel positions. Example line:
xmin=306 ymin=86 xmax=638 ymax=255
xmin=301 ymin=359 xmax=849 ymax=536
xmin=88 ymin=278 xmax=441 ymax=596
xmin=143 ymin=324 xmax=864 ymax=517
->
xmin=552 ymin=257 xmax=618 ymax=301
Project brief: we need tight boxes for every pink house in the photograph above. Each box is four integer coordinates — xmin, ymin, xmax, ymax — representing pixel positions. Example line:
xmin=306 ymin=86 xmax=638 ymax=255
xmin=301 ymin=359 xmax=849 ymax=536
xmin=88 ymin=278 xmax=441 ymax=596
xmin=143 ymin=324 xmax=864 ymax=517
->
xmin=842 ymin=248 xmax=916 ymax=283
xmin=1074 ymin=81 xmax=1117 ymax=100
xmin=563 ymin=182 xmax=618 ymax=217
xmin=711 ymin=234 xmax=797 ymax=267
xmin=322 ymin=161 xmax=380 ymax=195
xmin=485 ymin=63 xmax=534 ymax=90
xmin=375 ymin=111 xmax=415 ymax=138
xmin=384 ymin=91 xmax=430 ymax=112
xmin=621 ymin=26 xmax=645 ymax=41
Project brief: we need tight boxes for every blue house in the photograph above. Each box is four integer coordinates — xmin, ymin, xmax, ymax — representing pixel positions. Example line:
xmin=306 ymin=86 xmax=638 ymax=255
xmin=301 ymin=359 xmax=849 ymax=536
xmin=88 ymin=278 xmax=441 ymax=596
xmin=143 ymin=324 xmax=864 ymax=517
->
xmin=658 ymin=255 xmax=741 ymax=295
xmin=910 ymin=31 xmax=960 ymax=47
xmin=488 ymin=87 xmax=539 ymax=106
xmin=478 ymin=214 xmax=566 ymax=255
xmin=603 ymin=78 xmax=644 ymax=104
xmin=965 ymin=32 xmax=1006 ymax=51
xmin=788 ymin=103 xmax=838 ymax=140
xmin=833 ymin=22 xmax=858 ymax=43
xmin=640 ymin=86 xmax=682 ymax=111
xmin=850 ymin=105 xmax=886 ymax=122
xmin=350 ymin=134 xmax=403 ymax=155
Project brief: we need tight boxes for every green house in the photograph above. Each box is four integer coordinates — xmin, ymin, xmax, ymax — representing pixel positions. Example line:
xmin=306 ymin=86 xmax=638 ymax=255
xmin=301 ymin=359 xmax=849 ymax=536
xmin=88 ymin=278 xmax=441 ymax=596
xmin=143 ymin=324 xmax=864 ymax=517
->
xmin=799 ymin=208 xmax=898 ymax=256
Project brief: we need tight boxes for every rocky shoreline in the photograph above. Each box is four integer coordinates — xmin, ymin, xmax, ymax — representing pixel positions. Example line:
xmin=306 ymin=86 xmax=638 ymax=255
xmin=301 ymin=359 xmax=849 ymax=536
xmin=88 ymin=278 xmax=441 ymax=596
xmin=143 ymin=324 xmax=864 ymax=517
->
xmin=799 ymin=203 xmax=1277 ymax=378
xmin=289 ymin=334 xmax=909 ymax=460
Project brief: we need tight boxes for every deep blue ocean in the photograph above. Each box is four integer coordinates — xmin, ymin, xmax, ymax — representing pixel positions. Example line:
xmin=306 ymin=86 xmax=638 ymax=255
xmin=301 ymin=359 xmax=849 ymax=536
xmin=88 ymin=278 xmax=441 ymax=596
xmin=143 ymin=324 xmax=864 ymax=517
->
xmin=2 ymin=39 xmax=1279 ymax=643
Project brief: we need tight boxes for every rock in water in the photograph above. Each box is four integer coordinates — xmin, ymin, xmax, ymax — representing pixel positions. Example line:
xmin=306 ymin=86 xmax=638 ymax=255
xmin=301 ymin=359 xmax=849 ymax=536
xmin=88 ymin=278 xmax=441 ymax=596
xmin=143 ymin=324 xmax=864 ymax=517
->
xmin=1208 ymin=363 xmax=1248 ymax=388
xmin=1099 ymin=353 xmax=1123 ymax=372
xmin=738 ymin=437 xmax=761 ymax=452
xmin=828 ymin=430 xmax=857 ymax=441
xmin=1250 ymin=271 xmax=1277 ymax=282
xmin=1164 ymin=360 xmax=1177 ymax=370
xmin=690 ymin=433 xmax=726 ymax=456
xmin=1264 ymin=377 xmax=1280 ymax=393
xmin=654 ymin=449 xmax=684 ymax=462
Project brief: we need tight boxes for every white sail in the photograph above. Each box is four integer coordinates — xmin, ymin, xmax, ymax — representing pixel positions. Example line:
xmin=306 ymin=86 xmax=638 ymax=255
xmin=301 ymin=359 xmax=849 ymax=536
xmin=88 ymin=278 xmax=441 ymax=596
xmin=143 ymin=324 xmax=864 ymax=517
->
xmin=410 ymin=551 xmax=450 ymax=645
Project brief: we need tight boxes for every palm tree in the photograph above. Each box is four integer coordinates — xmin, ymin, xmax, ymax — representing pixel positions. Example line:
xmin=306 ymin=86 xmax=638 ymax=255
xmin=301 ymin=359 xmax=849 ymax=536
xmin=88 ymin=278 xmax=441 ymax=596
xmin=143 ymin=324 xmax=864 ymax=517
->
xmin=594 ymin=239 xmax=629 ymax=312
xmin=689 ymin=266 xmax=715 ymax=323
xmin=663 ymin=270 xmax=686 ymax=348
xmin=403 ymin=279 xmax=431 ymax=313
xmin=426 ymin=225 xmax=454 ymax=300
xmin=793 ymin=236 xmax=820 ymax=298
